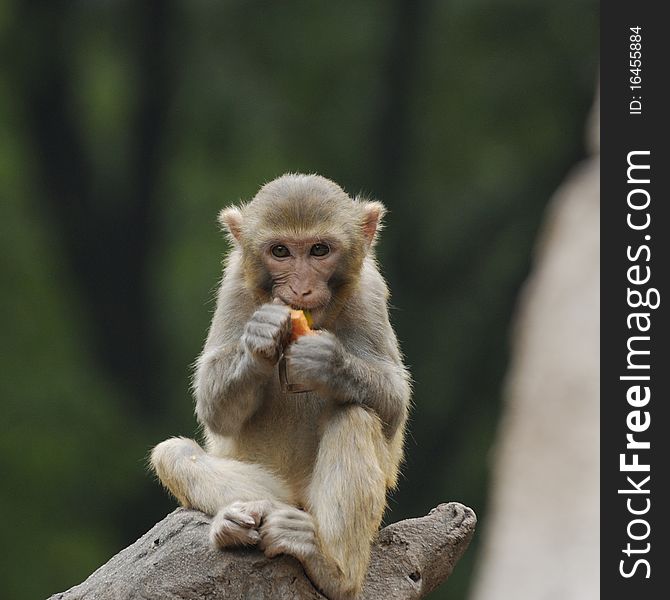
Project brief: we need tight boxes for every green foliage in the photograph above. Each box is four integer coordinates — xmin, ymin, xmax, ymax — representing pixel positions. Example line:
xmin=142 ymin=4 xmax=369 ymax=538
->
xmin=0 ymin=1 xmax=596 ymax=598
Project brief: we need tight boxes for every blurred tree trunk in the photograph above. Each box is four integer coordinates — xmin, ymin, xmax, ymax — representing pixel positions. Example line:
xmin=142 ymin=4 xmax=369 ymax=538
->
xmin=373 ymin=0 xmax=430 ymax=201
xmin=469 ymin=91 xmax=599 ymax=600
xmin=16 ymin=0 xmax=174 ymax=418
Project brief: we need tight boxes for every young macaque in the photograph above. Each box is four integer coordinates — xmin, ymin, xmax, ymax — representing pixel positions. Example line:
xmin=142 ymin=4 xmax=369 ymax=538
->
xmin=150 ymin=173 xmax=411 ymax=599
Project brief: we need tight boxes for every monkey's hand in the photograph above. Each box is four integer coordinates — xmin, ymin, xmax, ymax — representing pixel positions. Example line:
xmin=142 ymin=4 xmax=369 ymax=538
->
xmin=287 ymin=331 xmax=410 ymax=436
xmin=285 ymin=331 xmax=345 ymax=391
xmin=241 ymin=303 xmax=292 ymax=365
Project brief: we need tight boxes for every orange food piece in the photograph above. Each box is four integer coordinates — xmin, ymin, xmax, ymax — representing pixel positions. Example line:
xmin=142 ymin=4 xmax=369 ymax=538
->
xmin=290 ymin=310 xmax=315 ymax=342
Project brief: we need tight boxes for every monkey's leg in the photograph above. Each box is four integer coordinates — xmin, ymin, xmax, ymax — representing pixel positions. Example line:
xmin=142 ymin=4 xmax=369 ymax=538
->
xmin=151 ymin=437 xmax=293 ymax=546
xmin=260 ymin=406 xmax=389 ymax=600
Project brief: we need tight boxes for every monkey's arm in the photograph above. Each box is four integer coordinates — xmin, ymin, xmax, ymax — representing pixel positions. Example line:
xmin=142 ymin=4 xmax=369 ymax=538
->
xmin=194 ymin=342 xmax=269 ymax=437
xmin=194 ymin=279 xmax=291 ymax=436
xmin=287 ymin=332 xmax=410 ymax=436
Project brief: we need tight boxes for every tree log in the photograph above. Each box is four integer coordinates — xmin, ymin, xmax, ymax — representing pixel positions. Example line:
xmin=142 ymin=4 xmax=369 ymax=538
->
xmin=48 ymin=502 xmax=476 ymax=600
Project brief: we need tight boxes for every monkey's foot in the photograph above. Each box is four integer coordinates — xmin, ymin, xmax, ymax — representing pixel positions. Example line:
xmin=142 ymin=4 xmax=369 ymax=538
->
xmin=210 ymin=500 xmax=271 ymax=548
xmin=259 ymin=505 xmax=317 ymax=560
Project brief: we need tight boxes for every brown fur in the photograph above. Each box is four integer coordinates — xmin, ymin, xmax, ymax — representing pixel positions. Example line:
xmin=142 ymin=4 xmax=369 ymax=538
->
xmin=151 ymin=173 xmax=411 ymax=599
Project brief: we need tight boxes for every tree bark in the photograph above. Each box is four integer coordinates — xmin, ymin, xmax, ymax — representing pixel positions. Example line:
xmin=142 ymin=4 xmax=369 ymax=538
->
xmin=49 ymin=502 xmax=475 ymax=600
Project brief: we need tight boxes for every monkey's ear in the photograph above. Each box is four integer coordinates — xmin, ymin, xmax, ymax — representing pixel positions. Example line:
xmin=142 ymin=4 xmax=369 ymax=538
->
xmin=218 ymin=206 xmax=244 ymax=243
xmin=361 ymin=200 xmax=386 ymax=248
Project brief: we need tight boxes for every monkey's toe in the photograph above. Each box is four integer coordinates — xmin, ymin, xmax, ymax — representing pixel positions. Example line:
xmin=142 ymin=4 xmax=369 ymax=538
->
xmin=259 ymin=507 xmax=316 ymax=560
xmin=210 ymin=509 xmax=261 ymax=548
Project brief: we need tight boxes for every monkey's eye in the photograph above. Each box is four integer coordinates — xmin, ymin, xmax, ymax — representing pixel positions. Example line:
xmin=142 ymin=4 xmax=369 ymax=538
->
xmin=271 ymin=245 xmax=291 ymax=258
xmin=310 ymin=243 xmax=330 ymax=257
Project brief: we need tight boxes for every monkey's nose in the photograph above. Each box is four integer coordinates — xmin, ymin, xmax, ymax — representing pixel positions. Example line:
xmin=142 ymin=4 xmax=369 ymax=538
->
xmin=289 ymin=284 xmax=312 ymax=297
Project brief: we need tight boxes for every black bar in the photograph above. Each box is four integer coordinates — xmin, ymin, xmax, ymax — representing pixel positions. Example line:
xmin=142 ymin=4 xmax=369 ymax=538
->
xmin=602 ymin=3 xmax=670 ymax=597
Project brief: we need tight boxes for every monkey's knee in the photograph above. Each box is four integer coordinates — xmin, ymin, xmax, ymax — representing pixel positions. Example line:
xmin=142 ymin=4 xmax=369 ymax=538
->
xmin=151 ymin=437 xmax=294 ymax=514
xmin=150 ymin=436 xmax=204 ymax=479
xmin=150 ymin=437 xmax=205 ymax=507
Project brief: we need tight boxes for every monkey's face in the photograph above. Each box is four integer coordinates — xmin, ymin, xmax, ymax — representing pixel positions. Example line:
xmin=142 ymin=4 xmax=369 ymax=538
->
xmin=261 ymin=237 xmax=342 ymax=320
xmin=218 ymin=174 xmax=386 ymax=326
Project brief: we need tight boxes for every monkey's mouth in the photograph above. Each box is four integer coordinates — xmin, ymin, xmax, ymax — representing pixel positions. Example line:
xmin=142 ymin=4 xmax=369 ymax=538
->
xmin=271 ymin=293 xmax=329 ymax=326
xmin=274 ymin=295 xmax=328 ymax=313
xmin=288 ymin=302 xmax=321 ymax=311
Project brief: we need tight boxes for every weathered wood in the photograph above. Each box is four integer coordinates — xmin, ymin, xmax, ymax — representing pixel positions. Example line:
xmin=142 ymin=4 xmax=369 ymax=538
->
xmin=49 ymin=502 xmax=476 ymax=600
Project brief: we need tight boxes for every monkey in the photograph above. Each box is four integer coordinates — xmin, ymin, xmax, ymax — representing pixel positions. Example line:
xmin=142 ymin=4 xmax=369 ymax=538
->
xmin=150 ymin=173 xmax=411 ymax=599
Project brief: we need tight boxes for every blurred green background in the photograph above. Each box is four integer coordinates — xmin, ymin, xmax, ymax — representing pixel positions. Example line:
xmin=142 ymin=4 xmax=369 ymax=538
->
xmin=0 ymin=1 xmax=597 ymax=598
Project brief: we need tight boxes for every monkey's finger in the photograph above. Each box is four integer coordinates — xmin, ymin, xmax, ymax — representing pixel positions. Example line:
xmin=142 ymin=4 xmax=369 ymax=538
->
xmin=246 ymin=529 xmax=261 ymax=544
xmin=219 ymin=503 xmax=258 ymax=527
xmin=254 ymin=304 xmax=290 ymax=323
xmin=271 ymin=508 xmax=312 ymax=521
xmin=210 ymin=510 xmax=261 ymax=548
xmin=224 ymin=512 xmax=257 ymax=528
xmin=210 ymin=521 xmax=260 ymax=547
xmin=245 ymin=323 xmax=281 ymax=339
xmin=252 ymin=306 xmax=292 ymax=346
xmin=259 ymin=525 xmax=315 ymax=558
xmin=285 ymin=345 xmax=332 ymax=365
xmin=263 ymin=513 xmax=314 ymax=533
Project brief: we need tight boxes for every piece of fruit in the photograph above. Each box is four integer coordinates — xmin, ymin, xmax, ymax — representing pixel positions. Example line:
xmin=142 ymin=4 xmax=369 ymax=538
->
xmin=290 ymin=309 xmax=315 ymax=342
xmin=303 ymin=309 xmax=314 ymax=328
